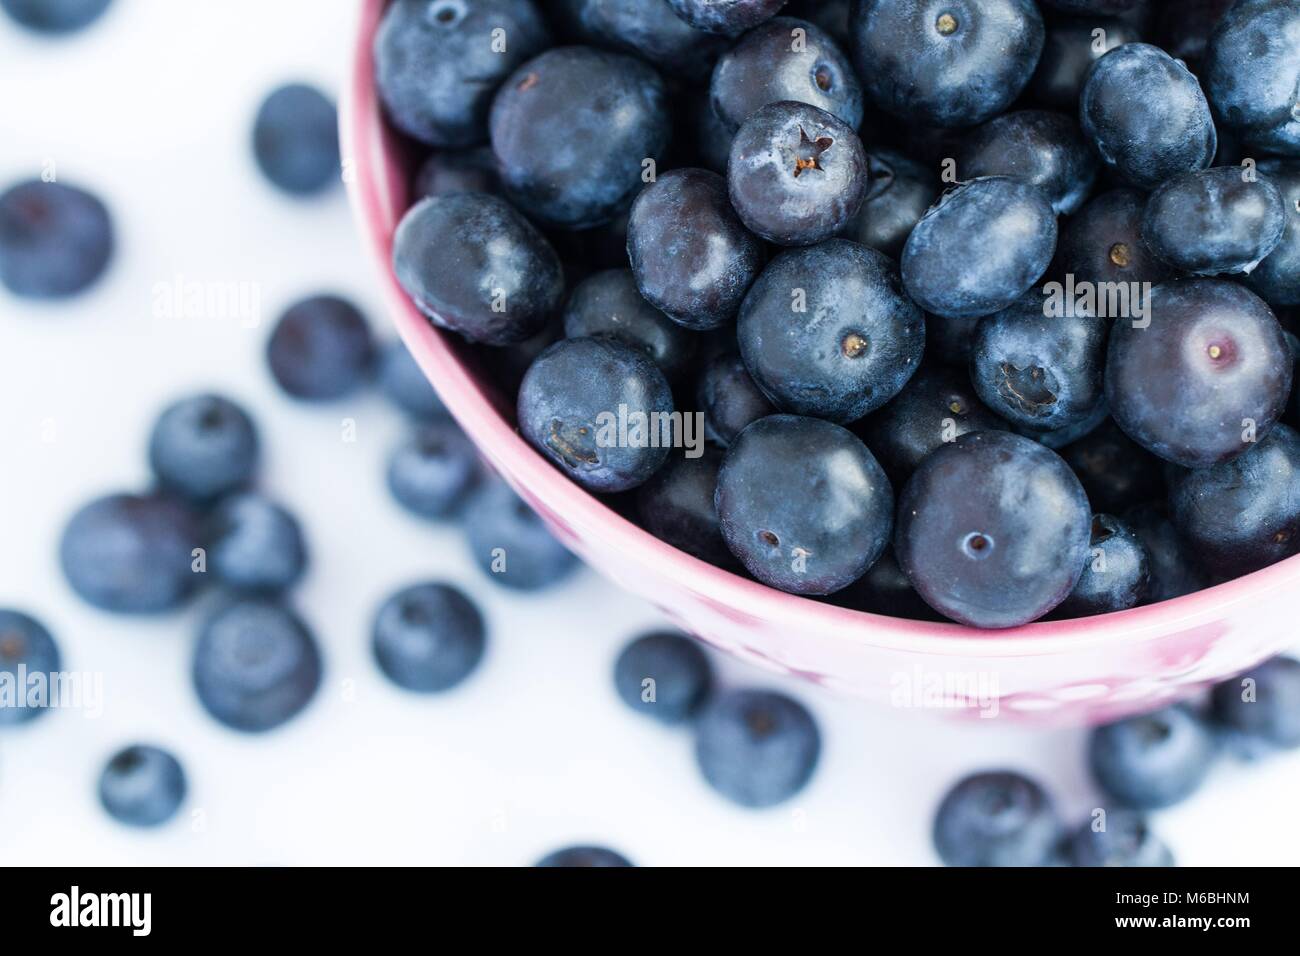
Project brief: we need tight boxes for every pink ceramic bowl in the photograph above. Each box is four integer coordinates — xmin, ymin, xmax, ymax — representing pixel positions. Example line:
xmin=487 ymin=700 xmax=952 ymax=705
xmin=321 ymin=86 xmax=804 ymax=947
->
xmin=342 ymin=0 xmax=1299 ymax=724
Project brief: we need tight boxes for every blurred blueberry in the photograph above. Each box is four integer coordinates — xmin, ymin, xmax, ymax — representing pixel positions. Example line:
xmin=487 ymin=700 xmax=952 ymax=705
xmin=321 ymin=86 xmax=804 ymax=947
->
xmin=148 ymin=393 xmax=259 ymax=503
xmin=252 ymin=83 xmax=340 ymax=196
xmin=0 ymin=610 xmax=60 ymax=726
xmin=267 ymin=294 xmax=375 ymax=401
xmin=386 ymin=421 xmax=480 ymax=520
xmin=462 ymin=479 xmax=579 ymax=591
xmin=0 ymin=0 xmax=112 ymax=33
xmin=1089 ymin=706 xmax=1218 ymax=809
xmin=535 ymin=845 xmax=632 ymax=867
xmin=614 ymin=631 xmax=713 ymax=724
xmin=372 ymin=582 xmax=486 ymax=693
xmin=378 ymin=340 xmax=446 ymax=421
xmin=694 ymin=689 xmax=820 ymax=808
xmin=933 ymin=771 xmax=1060 ymax=867
xmin=0 ymin=179 xmax=113 ymax=298
xmin=207 ymin=493 xmax=308 ymax=594
xmin=1211 ymin=656 xmax=1300 ymax=753
xmin=98 ymin=745 xmax=187 ymax=827
xmin=1065 ymin=809 xmax=1174 ymax=867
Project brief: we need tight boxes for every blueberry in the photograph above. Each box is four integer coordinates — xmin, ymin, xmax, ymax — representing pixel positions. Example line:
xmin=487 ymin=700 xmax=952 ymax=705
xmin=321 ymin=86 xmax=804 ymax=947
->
xmin=1167 ymin=423 xmax=1300 ymax=577
xmin=969 ymin=290 xmax=1107 ymax=433
xmin=207 ymin=493 xmax=308 ymax=594
xmin=518 ymin=337 xmax=674 ymax=493
xmin=266 ymin=294 xmax=375 ymax=401
xmin=0 ymin=179 xmax=113 ymax=298
xmin=614 ymin=631 xmax=713 ymax=724
xmin=786 ymin=0 xmax=850 ymax=45
xmin=462 ymin=478 xmax=580 ymax=590
xmin=147 ymin=394 xmax=259 ymax=503
xmin=386 ymin=421 xmax=480 ymax=520
xmin=738 ymin=240 xmax=924 ymax=423
xmin=710 ymin=16 xmax=863 ymax=134
xmin=393 ymin=193 xmax=563 ymax=345
xmin=667 ymin=0 xmax=789 ymax=35
xmin=694 ymin=689 xmax=819 ymax=808
xmin=1203 ymin=0 xmax=1300 ymax=156
xmin=1020 ymin=396 xmax=1110 ymax=449
xmin=1142 ymin=166 xmax=1286 ymax=276
xmin=1056 ymin=514 xmax=1151 ymax=617
xmin=490 ymin=46 xmax=671 ymax=229
xmin=1059 ymin=417 xmax=1164 ymax=515
xmin=535 ymin=846 xmax=633 ymax=867
xmin=1052 ymin=188 xmax=1173 ymax=290
xmin=627 ymin=168 xmax=764 ymax=330
xmin=0 ymin=0 xmax=111 ymax=33
xmin=372 ymin=582 xmax=485 ymax=693
xmin=561 ymin=0 xmax=730 ymax=83
xmin=412 ymin=147 xmax=500 ymax=200
xmin=728 ymin=100 xmax=868 ymax=246
xmin=1030 ymin=15 xmax=1139 ymax=110
xmin=1210 ymin=656 xmax=1300 ymax=751
xmin=844 ymin=149 xmax=940 ymax=259
xmin=636 ymin=446 xmax=735 ymax=566
xmin=1106 ymin=280 xmax=1292 ymax=468
xmin=901 ymin=177 xmax=1058 ymax=320
xmin=827 ymin=546 xmax=940 ymax=620
xmin=60 ymin=493 xmax=201 ymax=613
xmin=97 ymin=745 xmax=186 ymax=827
xmin=375 ymin=0 xmax=551 ymax=147
xmin=716 ymin=415 xmax=893 ymax=594
xmin=1155 ymin=0 xmax=1236 ymax=68
xmin=957 ymin=110 xmax=1099 ymax=215
xmin=193 ymin=601 xmax=322 ymax=733
xmin=850 ymin=0 xmax=1045 ymax=128
xmin=563 ymin=269 xmax=697 ymax=381
xmin=932 ymin=771 xmax=1060 ymax=867
xmin=1246 ymin=159 xmax=1300 ymax=308
xmin=696 ymin=350 xmax=776 ymax=446
xmin=377 ymin=340 xmax=447 ymax=421
xmin=1089 ymin=705 xmax=1217 ymax=809
xmin=1079 ymin=43 xmax=1217 ymax=191
xmin=857 ymin=364 xmax=1006 ymax=485
xmin=1123 ymin=501 xmax=1211 ymax=602
xmin=251 ymin=84 xmax=339 ymax=196
xmin=0 ymin=610 xmax=60 ymax=727
xmin=1065 ymin=809 xmax=1174 ymax=867
xmin=895 ymin=431 xmax=1091 ymax=628
xmin=926 ymin=311 xmax=983 ymax=367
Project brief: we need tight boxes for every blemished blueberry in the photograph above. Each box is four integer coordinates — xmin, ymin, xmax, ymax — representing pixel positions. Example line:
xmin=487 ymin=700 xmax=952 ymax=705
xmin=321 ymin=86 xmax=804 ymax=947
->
xmin=1052 ymin=188 xmax=1174 ymax=291
xmin=147 ymin=393 xmax=259 ymax=503
xmin=1056 ymin=514 xmax=1151 ymax=617
xmin=1105 ymin=280 xmax=1292 ymax=468
xmin=849 ymin=0 xmax=1045 ymax=128
xmin=857 ymin=364 xmax=1006 ymax=485
xmin=737 ymin=240 xmax=924 ymax=424
xmin=251 ymin=84 xmax=339 ymax=196
xmin=535 ymin=846 xmax=633 ymax=867
xmin=667 ymin=0 xmax=788 ymax=34
xmin=895 ymin=431 xmax=1091 ymax=628
xmin=412 ymin=147 xmax=500 ymax=200
xmin=957 ymin=110 xmax=1098 ymax=215
xmin=462 ymin=478 xmax=580 ymax=591
xmin=694 ymin=689 xmax=819 ymax=808
xmin=1059 ymin=418 xmax=1165 ymax=516
xmin=561 ymin=0 xmax=729 ymax=83
xmin=1065 ymin=810 xmax=1174 ymax=867
xmin=393 ymin=193 xmax=563 ymax=346
xmin=697 ymin=350 xmax=776 ymax=447
xmin=562 ymin=269 xmax=697 ymax=381
xmin=375 ymin=0 xmax=551 ymax=147
xmin=716 ymin=415 xmax=893 ymax=595
xmin=386 ymin=421 xmax=480 ymax=520
xmin=490 ymin=46 xmax=671 ymax=229
xmin=1211 ymin=657 xmax=1300 ymax=751
xmin=0 ymin=0 xmax=111 ymax=33
xmin=844 ymin=149 xmax=940 ymax=259
xmin=710 ymin=16 xmax=863 ymax=134
xmin=1123 ymin=502 xmax=1210 ymax=603
xmin=1167 ymin=424 xmax=1300 ymax=577
xmin=1246 ymin=159 xmax=1300 ymax=308
xmin=207 ymin=493 xmax=308 ymax=594
xmin=0 ymin=179 xmax=113 ymax=298
xmin=1089 ymin=705 xmax=1217 ymax=809
xmin=932 ymin=771 xmax=1060 ymax=867
xmin=636 ymin=447 xmax=735 ymax=567
xmin=901 ymin=177 xmax=1058 ymax=320
xmin=969 ymin=291 xmax=1107 ymax=434
xmin=378 ymin=340 xmax=446 ymax=421
xmin=192 ymin=601 xmax=322 ymax=733
xmin=827 ymin=545 xmax=940 ymax=620
xmin=1203 ymin=0 xmax=1300 ymax=155
xmin=266 ymin=294 xmax=375 ymax=401
xmin=1079 ymin=43 xmax=1217 ymax=191
xmin=727 ymin=100 xmax=868 ymax=246
xmin=60 ymin=493 xmax=201 ymax=613
xmin=518 ymin=337 xmax=674 ymax=493
xmin=614 ymin=631 xmax=713 ymax=724
xmin=1029 ymin=15 xmax=1139 ymax=110
xmin=1142 ymin=167 xmax=1286 ymax=276
xmin=627 ymin=168 xmax=764 ymax=330
xmin=372 ymin=582 xmax=486 ymax=693
xmin=97 ymin=745 xmax=186 ymax=827
xmin=0 ymin=610 xmax=60 ymax=726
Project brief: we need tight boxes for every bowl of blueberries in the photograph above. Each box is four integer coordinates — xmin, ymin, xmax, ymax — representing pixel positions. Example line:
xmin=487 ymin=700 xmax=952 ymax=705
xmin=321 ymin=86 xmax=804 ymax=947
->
xmin=344 ymin=0 xmax=1300 ymax=722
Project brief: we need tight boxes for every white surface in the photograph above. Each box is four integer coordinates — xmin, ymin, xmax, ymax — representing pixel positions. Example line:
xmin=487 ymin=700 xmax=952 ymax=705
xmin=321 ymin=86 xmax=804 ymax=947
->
xmin=1 ymin=0 xmax=1298 ymax=867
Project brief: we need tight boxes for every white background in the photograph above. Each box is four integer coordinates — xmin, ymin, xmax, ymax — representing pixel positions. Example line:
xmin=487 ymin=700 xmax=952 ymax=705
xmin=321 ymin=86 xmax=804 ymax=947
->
xmin=1 ymin=0 xmax=1297 ymax=866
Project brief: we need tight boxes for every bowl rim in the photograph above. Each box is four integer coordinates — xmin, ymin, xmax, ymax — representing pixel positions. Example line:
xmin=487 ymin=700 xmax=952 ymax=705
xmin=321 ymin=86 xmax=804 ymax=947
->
xmin=341 ymin=0 xmax=1300 ymax=660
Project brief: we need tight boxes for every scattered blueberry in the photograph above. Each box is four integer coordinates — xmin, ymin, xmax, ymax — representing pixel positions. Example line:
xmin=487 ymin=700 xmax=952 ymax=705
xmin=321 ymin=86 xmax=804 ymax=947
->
xmin=266 ymin=294 xmax=375 ymax=401
xmin=97 ymin=745 xmax=186 ymax=827
xmin=0 ymin=0 xmax=112 ymax=34
xmin=694 ymin=689 xmax=819 ymax=808
xmin=462 ymin=478 xmax=580 ymax=591
xmin=636 ymin=446 xmax=735 ymax=567
xmin=1065 ymin=809 xmax=1174 ymax=867
xmin=386 ymin=420 xmax=480 ymax=520
xmin=696 ymin=350 xmax=775 ymax=447
xmin=251 ymin=84 xmax=339 ymax=196
xmin=1202 ymin=0 xmax=1300 ymax=155
xmin=377 ymin=340 xmax=447 ymax=421
xmin=1210 ymin=656 xmax=1300 ymax=752
xmin=1055 ymin=514 xmax=1151 ymax=617
xmin=0 ymin=610 xmax=60 ymax=726
xmin=147 ymin=393 xmax=259 ymax=503
xmin=613 ymin=631 xmax=713 ymax=724
xmin=207 ymin=493 xmax=308 ymax=594
xmin=535 ymin=845 xmax=633 ymax=867
xmin=372 ymin=582 xmax=486 ymax=693
xmin=932 ymin=771 xmax=1060 ymax=867
xmin=0 ymin=179 xmax=113 ymax=298
xmin=562 ymin=269 xmax=697 ymax=381
xmin=1089 ymin=705 xmax=1218 ymax=809
xmin=957 ymin=110 xmax=1098 ymax=215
